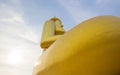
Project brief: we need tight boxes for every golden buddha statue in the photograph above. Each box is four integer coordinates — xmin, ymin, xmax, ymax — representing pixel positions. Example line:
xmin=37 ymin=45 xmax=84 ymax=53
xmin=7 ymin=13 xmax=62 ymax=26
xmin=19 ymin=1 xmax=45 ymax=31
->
xmin=33 ymin=16 xmax=120 ymax=75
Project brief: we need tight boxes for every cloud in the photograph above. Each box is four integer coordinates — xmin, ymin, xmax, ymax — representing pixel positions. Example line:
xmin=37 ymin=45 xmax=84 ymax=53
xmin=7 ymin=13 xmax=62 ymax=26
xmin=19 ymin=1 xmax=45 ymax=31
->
xmin=0 ymin=3 xmax=40 ymax=43
xmin=57 ymin=0 xmax=98 ymax=23
xmin=10 ymin=0 xmax=20 ymax=4
xmin=58 ymin=0 xmax=120 ymax=24
xmin=0 ymin=1 xmax=42 ymax=75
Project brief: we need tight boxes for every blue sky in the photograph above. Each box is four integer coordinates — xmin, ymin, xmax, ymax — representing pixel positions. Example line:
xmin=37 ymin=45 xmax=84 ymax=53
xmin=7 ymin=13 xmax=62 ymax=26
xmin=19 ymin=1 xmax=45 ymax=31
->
xmin=0 ymin=0 xmax=120 ymax=75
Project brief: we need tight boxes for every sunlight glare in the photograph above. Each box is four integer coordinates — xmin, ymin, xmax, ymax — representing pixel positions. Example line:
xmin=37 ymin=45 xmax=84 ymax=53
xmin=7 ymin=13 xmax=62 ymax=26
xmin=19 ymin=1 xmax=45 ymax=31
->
xmin=7 ymin=47 xmax=23 ymax=65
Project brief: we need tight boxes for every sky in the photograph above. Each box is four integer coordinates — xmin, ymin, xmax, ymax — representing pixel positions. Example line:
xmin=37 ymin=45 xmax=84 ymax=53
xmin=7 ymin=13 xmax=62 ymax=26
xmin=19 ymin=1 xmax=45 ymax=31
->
xmin=0 ymin=0 xmax=120 ymax=75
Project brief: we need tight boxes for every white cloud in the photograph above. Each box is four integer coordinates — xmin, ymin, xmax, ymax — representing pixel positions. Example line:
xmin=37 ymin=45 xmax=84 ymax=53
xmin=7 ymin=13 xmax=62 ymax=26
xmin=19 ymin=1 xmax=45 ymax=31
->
xmin=0 ymin=1 xmax=43 ymax=75
xmin=0 ymin=2 xmax=40 ymax=43
xmin=57 ymin=0 xmax=98 ymax=24
xmin=96 ymin=0 xmax=108 ymax=4
xmin=58 ymin=0 xmax=120 ymax=24
xmin=10 ymin=0 xmax=20 ymax=4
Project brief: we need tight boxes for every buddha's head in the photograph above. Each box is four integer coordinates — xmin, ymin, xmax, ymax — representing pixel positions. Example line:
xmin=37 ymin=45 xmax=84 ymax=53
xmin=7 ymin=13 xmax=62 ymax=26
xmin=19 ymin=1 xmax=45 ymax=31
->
xmin=50 ymin=17 xmax=63 ymax=27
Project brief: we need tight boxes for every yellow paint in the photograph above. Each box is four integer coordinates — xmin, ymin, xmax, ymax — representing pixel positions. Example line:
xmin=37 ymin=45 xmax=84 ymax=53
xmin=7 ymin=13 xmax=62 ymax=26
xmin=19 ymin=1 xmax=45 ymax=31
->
xmin=33 ymin=16 xmax=120 ymax=75
xmin=40 ymin=17 xmax=65 ymax=50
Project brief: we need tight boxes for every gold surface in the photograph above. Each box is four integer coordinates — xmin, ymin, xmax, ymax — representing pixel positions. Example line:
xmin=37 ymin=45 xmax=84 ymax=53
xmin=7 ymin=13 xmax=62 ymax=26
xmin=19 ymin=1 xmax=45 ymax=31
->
xmin=33 ymin=16 xmax=120 ymax=75
xmin=40 ymin=17 xmax=65 ymax=50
